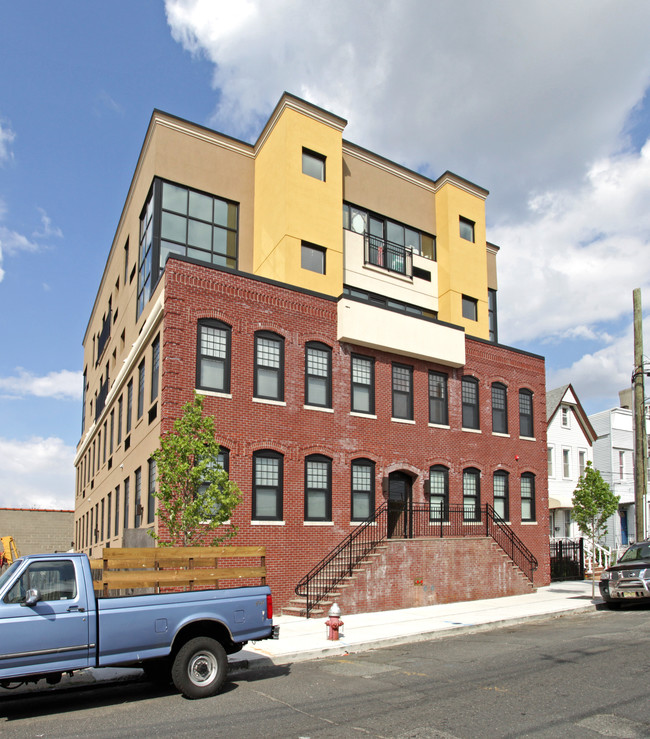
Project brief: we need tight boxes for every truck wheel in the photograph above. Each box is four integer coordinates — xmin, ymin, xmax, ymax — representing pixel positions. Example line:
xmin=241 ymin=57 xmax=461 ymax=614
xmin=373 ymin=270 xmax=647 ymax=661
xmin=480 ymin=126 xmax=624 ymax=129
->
xmin=171 ymin=637 xmax=227 ymax=699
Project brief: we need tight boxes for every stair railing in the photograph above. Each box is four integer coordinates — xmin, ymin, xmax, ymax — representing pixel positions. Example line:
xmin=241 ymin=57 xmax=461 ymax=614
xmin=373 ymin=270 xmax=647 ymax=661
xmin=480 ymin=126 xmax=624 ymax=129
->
xmin=583 ymin=538 xmax=611 ymax=573
xmin=484 ymin=504 xmax=538 ymax=583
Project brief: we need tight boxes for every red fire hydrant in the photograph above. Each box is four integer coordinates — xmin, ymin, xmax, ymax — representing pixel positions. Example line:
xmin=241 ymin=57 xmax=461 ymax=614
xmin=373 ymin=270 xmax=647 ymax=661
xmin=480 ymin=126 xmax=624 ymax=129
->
xmin=325 ymin=603 xmax=344 ymax=640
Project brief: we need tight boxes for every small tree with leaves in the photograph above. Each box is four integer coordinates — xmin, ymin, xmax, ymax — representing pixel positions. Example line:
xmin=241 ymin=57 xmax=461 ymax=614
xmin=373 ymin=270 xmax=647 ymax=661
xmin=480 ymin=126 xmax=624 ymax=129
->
xmin=572 ymin=461 xmax=619 ymax=596
xmin=151 ymin=393 xmax=242 ymax=546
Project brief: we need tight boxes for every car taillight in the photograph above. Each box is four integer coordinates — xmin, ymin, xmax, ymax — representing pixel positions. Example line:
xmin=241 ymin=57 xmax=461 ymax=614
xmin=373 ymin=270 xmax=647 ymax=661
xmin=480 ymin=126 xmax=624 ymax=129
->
xmin=266 ymin=593 xmax=273 ymax=620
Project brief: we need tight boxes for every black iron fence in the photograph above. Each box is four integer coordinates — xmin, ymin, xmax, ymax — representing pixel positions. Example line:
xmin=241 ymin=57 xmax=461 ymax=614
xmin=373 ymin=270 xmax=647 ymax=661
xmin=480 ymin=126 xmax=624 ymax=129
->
xmin=295 ymin=502 xmax=538 ymax=617
xmin=365 ymin=235 xmax=413 ymax=277
xmin=550 ymin=538 xmax=584 ymax=581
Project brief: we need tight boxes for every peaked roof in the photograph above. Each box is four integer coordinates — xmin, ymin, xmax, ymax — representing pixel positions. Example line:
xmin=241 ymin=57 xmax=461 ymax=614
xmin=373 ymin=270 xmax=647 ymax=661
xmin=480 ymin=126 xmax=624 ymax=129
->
xmin=546 ymin=384 xmax=597 ymax=443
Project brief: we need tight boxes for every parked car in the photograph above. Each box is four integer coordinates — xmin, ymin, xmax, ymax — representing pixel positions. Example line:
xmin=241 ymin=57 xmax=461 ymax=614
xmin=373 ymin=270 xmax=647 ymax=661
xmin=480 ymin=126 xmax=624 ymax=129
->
xmin=599 ymin=540 xmax=650 ymax=608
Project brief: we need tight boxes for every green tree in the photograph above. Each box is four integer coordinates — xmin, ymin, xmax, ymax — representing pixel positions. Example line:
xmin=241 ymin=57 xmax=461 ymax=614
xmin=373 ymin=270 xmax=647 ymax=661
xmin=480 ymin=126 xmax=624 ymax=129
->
xmin=571 ymin=461 xmax=619 ymax=596
xmin=151 ymin=393 xmax=242 ymax=546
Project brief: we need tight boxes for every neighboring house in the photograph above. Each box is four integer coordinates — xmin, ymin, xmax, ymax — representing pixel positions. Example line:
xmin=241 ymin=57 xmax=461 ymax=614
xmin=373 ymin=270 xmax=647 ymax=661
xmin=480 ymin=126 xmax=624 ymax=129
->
xmin=0 ymin=508 xmax=74 ymax=556
xmin=546 ymin=385 xmax=596 ymax=539
xmin=74 ymin=93 xmax=549 ymax=610
xmin=589 ymin=400 xmax=650 ymax=549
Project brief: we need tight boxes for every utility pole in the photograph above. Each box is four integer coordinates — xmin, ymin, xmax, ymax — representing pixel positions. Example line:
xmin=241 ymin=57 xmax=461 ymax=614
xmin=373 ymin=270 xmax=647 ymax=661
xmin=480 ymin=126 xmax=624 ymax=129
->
xmin=632 ymin=288 xmax=647 ymax=541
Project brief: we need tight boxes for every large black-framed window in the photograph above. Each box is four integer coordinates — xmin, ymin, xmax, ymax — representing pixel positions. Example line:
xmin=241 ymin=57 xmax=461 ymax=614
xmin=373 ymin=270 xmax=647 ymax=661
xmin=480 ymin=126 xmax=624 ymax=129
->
xmin=147 ymin=458 xmax=156 ymax=525
xmin=493 ymin=470 xmax=509 ymax=521
xmin=392 ymin=363 xmax=413 ymax=420
xmin=134 ymin=467 xmax=142 ymax=528
xmin=123 ymin=476 xmax=130 ymax=529
xmin=351 ymin=354 xmax=374 ymax=414
xmin=137 ymin=178 xmax=239 ymax=319
xmin=491 ymin=382 xmax=508 ymax=434
xmin=459 ymin=216 xmax=475 ymax=242
xmin=252 ymin=450 xmax=283 ymax=521
xmin=521 ymin=473 xmax=536 ymax=521
xmin=519 ymin=389 xmax=534 ymax=438
xmin=197 ymin=447 xmax=230 ymax=500
xmin=254 ymin=331 xmax=284 ymax=401
xmin=114 ymin=484 xmax=120 ymax=536
xmin=428 ymin=371 xmax=448 ymax=425
xmin=429 ymin=465 xmax=449 ymax=521
xmin=488 ymin=288 xmax=498 ymax=342
xmin=117 ymin=394 xmax=123 ymax=445
xmin=463 ymin=468 xmax=481 ymax=521
xmin=305 ymin=342 xmax=332 ymax=408
xmin=151 ymin=334 xmax=160 ymax=402
xmin=137 ymin=360 xmax=145 ymax=419
xmin=197 ymin=319 xmax=231 ymax=393
xmin=462 ymin=376 xmax=480 ymax=429
xmin=351 ymin=458 xmax=375 ymax=522
xmin=302 ymin=148 xmax=326 ymax=181
xmin=304 ymin=454 xmax=332 ymax=522
xmin=126 ymin=380 xmax=133 ymax=434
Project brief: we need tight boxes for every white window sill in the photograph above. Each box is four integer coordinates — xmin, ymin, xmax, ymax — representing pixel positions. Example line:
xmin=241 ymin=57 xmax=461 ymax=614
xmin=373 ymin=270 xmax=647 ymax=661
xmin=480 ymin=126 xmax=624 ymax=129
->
xmin=428 ymin=423 xmax=450 ymax=430
xmin=391 ymin=417 xmax=415 ymax=425
xmin=521 ymin=521 xmax=537 ymax=525
xmin=303 ymin=521 xmax=334 ymax=526
xmin=251 ymin=520 xmax=286 ymax=526
xmin=350 ymin=412 xmax=377 ymax=419
xmin=303 ymin=404 xmax=334 ymax=413
xmin=253 ymin=397 xmax=286 ymax=407
xmin=462 ymin=427 xmax=482 ymax=434
xmin=351 ymin=521 xmax=377 ymax=526
xmin=196 ymin=389 xmax=232 ymax=399
xmin=519 ymin=436 xmax=536 ymax=441
xmin=492 ymin=432 xmax=510 ymax=438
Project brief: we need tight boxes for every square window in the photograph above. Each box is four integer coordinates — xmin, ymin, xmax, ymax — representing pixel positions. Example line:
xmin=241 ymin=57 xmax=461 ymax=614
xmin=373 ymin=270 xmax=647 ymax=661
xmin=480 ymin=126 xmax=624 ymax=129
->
xmin=462 ymin=295 xmax=478 ymax=321
xmin=459 ymin=216 xmax=475 ymax=242
xmin=301 ymin=242 xmax=326 ymax=274
xmin=302 ymin=148 xmax=325 ymax=181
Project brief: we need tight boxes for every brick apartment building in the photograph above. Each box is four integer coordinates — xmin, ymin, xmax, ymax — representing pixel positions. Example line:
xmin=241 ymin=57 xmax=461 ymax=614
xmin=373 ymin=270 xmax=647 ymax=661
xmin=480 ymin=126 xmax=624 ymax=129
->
xmin=74 ymin=93 xmax=549 ymax=611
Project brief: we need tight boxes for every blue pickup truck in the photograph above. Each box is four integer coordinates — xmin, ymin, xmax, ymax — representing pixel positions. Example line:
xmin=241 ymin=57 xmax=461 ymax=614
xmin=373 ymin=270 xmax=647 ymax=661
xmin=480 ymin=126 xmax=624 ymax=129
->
xmin=0 ymin=552 xmax=278 ymax=699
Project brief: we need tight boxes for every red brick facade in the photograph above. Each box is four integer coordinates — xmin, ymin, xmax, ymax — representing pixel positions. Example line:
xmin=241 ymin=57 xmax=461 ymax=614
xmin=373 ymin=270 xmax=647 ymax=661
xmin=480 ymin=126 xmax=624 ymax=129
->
xmin=160 ymin=258 xmax=550 ymax=608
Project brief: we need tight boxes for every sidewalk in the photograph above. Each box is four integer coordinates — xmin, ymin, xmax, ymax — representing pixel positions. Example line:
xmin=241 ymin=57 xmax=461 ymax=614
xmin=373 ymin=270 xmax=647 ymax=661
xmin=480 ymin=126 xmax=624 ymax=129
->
xmin=2 ymin=581 xmax=602 ymax=695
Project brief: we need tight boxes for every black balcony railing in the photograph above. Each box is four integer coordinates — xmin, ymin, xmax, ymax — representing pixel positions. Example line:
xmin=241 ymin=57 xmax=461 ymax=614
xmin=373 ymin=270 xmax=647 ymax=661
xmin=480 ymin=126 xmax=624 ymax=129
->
xmin=365 ymin=235 xmax=413 ymax=277
xmin=295 ymin=503 xmax=538 ymax=617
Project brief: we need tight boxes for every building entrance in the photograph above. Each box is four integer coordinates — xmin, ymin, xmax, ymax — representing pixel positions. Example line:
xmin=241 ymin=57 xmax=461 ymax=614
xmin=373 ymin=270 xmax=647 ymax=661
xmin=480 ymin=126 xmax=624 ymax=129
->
xmin=387 ymin=471 xmax=413 ymax=539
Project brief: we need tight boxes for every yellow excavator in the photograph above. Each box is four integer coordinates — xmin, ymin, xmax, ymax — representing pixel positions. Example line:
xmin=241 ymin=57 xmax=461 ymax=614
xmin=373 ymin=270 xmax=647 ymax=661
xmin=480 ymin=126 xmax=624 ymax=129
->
xmin=1 ymin=536 xmax=19 ymax=568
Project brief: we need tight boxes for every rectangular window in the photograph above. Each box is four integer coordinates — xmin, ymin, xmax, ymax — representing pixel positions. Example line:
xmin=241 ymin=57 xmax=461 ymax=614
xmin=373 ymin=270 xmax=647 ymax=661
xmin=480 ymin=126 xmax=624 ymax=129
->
xmin=305 ymin=343 xmax=332 ymax=408
xmin=351 ymin=459 xmax=374 ymax=521
xmin=137 ymin=360 xmax=145 ymax=420
xmin=123 ymin=477 xmax=130 ymax=529
xmin=547 ymin=446 xmax=554 ymax=477
xmin=305 ymin=456 xmax=332 ymax=521
xmin=117 ymin=395 xmax=123 ymax=445
xmin=102 ymin=420 xmax=107 ymax=464
xmin=255 ymin=332 xmax=284 ymax=401
xmin=561 ymin=406 xmax=570 ymax=427
xmin=106 ymin=493 xmax=112 ymax=541
xmin=124 ymin=239 xmax=130 ymax=285
xmin=114 ymin=485 xmax=120 ymax=536
xmin=197 ymin=320 xmax=231 ymax=393
xmin=462 ymin=377 xmax=480 ymax=430
xmin=151 ymin=334 xmax=160 ymax=402
xmin=100 ymin=499 xmax=105 ymax=542
xmin=428 ymin=372 xmax=448 ymax=425
xmin=351 ymin=355 xmax=374 ymax=414
xmin=491 ymin=383 xmax=508 ymax=434
xmin=126 ymin=380 xmax=133 ymax=434
xmin=519 ymin=389 xmax=534 ymax=438
xmin=253 ymin=452 xmax=283 ymax=521
xmin=578 ymin=450 xmax=586 ymax=477
xmin=619 ymin=450 xmax=625 ymax=480
xmin=459 ymin=216 xmax=475 ymax=242
xmin=147 ymin=458 xmax=156 ymax=525
xmin=563 ymin=449 xmax=570 ymax=478
xmin=429 ymin=466 xmax=449 ymax=521
xmin=493 ymin=472 xmax=509 ymax=521
xmin=463 ymin=469 xmax=481 ymax=521
xmin=301 ymin=242 xmax=326 ymax=275
xmin=134 ymin=468 xmax=142 ymax=527
xmin=488 ymin=288 xmax=498 ymax=343
xmin=302 ymin=148 xmax=325 ymax=181
xmin=109 ymin=410 xmax=114 ymax=456
xmin=462 ymin=295 xmax=478 ymax=321
xmin=392 ymin=363 xmax=413 ymax=420
xmin=521 ymin=474 xmax=535 ymax=521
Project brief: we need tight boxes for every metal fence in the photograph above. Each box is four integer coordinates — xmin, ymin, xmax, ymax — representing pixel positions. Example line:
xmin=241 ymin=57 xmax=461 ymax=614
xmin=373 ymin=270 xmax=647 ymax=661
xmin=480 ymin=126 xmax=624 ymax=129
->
xmin=550 ymin=538 xmax=584 ymax=581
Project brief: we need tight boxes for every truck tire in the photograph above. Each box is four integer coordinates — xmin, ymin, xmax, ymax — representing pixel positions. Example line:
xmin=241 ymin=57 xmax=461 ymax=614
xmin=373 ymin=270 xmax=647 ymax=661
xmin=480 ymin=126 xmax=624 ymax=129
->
xmin=171 ymin=637 xmax=227 ymax=699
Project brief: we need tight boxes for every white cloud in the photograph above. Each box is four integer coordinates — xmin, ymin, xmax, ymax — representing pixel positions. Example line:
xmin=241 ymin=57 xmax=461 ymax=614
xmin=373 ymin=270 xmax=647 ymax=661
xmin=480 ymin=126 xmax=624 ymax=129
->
xmin=0 ymin=436 xmax=75 ymax=510
xmin=0 ymin=206 xmax=62 ymax=283
xmin=0 ymin=118 xmax=15 ymax=164
xmin=0 ymin=369 xmax=83 ymax=401
xmin=33 ymin=207 xmax=63 ymax=240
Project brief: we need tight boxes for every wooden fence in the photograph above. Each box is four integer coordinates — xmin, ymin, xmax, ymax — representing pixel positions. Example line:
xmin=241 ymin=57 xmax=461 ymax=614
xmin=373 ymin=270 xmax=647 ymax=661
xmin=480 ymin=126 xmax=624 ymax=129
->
xmin=89 ymin=546 xmax=266 ymax=596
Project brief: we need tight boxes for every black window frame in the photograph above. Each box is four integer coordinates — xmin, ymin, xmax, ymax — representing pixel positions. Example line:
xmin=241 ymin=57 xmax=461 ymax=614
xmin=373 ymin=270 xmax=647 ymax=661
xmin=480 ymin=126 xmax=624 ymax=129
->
xmin=493 ymin=470 xmax=509 ymax=521
xmin=304 ymin=454 xmax=332 ymax=522
xmin=521 ymin=472 xmax=536 ymax=522
xmin=519 ymin=389 xmax=534 ymax=438
xmin=134 ymin=467 xmax=142 ymax=528
xmin=302 ymin=147 xmax=326 ymax=181
xmin=463 ymin=467 xmax=481 ymax=521
xmin=462 ymin=295 xmax=478 ymax=321
xmin=462 ymin=376 xmax=480 ymax=430
xmin=429 ymin=465 xmax=449 ymax=521
xmin=305 ymin=342 xmax=332 ymax=408
xmin=351 ymin=458 xmax=375 ymax=522
xmin=459 ymin=216 xmax=475 ymax=242
xmin=351 ymin=354 xmax=375 ymax=414
xmin=252 ymin=450 xmax=283 ymax=522
xmin=491 ymin=382 xmax=508 ymax=434
xmin=301 ymin=241 xmax=326 ymax=274
xmin=254 ymin=331 xmax=284 ymax=401
xmin=392 ymin=363 xmax=414 ymax=420
xmin=151 ymin=334 xmax=160 ymax=402
xmin=137 ymin=359 xmax=145 ymax=420
xmin=488 ymin=288 xmax=498 ymax=342
xmin=147 ymin=457 xmax=156 ymax=525
xmin=126 ymin=380 xmax=133 ymax=434
xmin=197 ymin=319 xmax=232 ymax=394
xmin=428 ymin=371 xmax=449 ymax=425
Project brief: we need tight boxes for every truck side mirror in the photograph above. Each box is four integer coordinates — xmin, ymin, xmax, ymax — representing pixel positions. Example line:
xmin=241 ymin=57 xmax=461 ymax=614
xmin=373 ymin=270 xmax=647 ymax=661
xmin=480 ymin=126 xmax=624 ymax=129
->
xmin=23 ymin=588 xmax=41 ymax=607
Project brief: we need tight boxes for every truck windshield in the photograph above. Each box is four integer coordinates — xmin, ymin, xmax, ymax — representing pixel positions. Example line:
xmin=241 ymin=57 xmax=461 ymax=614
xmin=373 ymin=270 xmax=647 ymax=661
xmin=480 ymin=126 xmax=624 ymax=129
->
xmin=619 ymin=544 xmax=650 ymax=562
xmin=0 ymin=560 xmax=22 ymax=593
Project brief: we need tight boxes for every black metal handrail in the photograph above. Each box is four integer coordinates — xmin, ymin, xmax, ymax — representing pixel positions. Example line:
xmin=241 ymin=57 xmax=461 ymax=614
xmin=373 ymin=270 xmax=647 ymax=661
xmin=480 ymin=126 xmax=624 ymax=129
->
xmin=295 ymin=503 xmax=538 ymax=617
xmin=365 ymin=235 xmax=413 ymax=277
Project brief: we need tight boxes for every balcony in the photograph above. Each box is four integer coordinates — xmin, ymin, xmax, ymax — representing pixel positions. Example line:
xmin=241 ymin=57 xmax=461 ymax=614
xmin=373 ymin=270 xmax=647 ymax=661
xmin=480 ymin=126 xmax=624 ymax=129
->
xmin=364 ymin=235 xmax=413 ymax=277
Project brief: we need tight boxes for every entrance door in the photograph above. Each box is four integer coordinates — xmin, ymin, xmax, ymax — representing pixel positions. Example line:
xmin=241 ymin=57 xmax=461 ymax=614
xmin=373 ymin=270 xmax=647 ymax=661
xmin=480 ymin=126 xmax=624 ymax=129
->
xmin=387 ymin=472 xmax=412 ymax=539
xmin=620 ymin=510 xmax=628 ymax=545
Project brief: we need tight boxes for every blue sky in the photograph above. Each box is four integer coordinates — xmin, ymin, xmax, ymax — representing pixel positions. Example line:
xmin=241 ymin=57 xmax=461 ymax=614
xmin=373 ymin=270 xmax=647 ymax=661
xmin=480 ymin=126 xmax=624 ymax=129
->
xmin=1 ymin=0 xmax=649 ymax=509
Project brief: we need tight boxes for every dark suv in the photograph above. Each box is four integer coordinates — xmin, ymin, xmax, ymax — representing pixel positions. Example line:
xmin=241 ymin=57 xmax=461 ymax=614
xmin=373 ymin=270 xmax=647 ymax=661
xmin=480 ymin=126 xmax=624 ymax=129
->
xmin=600 ymin=541 xmax=650 ymax=608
